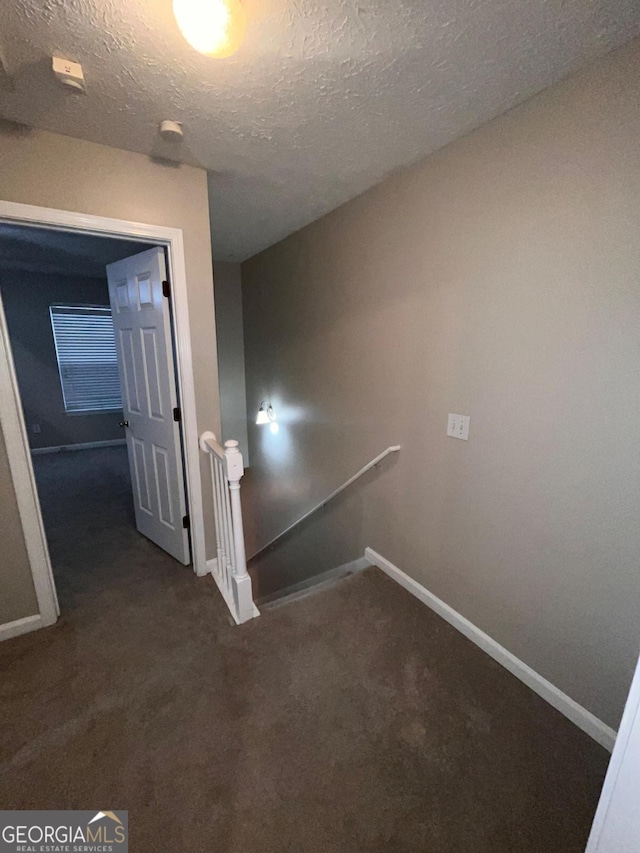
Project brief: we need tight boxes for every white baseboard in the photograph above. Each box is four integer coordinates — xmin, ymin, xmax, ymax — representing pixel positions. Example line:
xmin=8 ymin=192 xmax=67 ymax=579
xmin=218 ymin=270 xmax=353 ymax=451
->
xmin=200 ymin=557 xmax=215 ymax=578
xmin=31 ymin=439 xmax=126 ymax=455
xmin=338 ymin=556 xmax=370 ymax=573
xmin=257 ymin=556 xmax=370 ymax=607
xmin=0 ymin=613 xmax=43 ymax=642
xmin=365 ymin=547 xmax=617 ymax=752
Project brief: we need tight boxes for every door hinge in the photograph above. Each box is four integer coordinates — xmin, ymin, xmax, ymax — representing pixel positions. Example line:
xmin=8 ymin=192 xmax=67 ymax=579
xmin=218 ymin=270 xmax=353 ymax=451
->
xmin=182 ymin=515 xmax=190 ymax=529
xmin=173 ymin=407 xmax=181 ymax=422
xmin=162 ymin=279 xmax=171 ymax=298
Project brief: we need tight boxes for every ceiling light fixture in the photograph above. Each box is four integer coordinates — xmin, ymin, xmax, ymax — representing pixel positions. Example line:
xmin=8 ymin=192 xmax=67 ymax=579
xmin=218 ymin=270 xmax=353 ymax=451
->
xmin=173 ymin=0 xmax=247 ymax=58
xmin=256 ymin=402 xmax=275 ymax=425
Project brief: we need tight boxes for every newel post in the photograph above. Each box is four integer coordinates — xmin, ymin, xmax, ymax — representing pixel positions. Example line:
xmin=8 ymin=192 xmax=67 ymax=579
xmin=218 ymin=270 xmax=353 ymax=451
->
xmin=224 ymin=440 xmax=253 ymax=622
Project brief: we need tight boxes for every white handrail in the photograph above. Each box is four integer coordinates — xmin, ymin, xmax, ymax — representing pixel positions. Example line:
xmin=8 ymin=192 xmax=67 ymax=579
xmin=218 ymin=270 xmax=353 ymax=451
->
xmin=249 ymin=445 xmax=401 ymax=561
xmin=199 ymin=430 xmax=257 ymax=624
xmin=199 ymin=431 xmax=226 ymax=460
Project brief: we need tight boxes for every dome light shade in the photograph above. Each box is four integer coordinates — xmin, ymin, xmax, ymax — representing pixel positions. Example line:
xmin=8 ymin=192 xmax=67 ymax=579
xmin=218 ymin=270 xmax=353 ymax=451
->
xmin=173 ymin=0 xmax=247 ymax=58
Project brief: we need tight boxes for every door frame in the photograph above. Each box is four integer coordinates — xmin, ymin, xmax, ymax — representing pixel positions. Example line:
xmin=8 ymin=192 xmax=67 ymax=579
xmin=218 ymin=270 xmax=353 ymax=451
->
xmin=0 ymin=200 xmax=208 ymax=634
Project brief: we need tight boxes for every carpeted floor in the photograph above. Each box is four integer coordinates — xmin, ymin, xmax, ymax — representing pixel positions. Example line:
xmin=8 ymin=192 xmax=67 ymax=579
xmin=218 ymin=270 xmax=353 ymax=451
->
xmin=0 ymin=447 xmax=609 ymax=851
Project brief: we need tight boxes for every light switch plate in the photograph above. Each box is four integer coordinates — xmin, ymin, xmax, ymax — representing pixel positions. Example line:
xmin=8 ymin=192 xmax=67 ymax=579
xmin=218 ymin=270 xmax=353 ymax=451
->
xmin=447 ymin=413 xmax=470 ymax=441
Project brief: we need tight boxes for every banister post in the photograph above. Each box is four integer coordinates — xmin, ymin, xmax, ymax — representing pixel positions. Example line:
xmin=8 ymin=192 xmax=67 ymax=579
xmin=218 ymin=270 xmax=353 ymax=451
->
xmin=224 ymin=440 xmax=254 ymax=623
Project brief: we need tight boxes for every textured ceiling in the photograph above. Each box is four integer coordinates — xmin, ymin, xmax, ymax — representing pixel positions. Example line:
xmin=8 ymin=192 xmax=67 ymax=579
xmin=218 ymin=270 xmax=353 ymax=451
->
xmin=0 ymin=1 xmax=639 ymax=261
xmin=0 ymin=224 xmax=149 ymax=277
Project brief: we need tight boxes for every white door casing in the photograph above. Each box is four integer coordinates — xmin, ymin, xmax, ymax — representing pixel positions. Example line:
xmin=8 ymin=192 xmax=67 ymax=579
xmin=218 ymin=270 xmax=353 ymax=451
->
xmin=0 ymin=200 xmax=208 ymax=641
xmin=107 ymin=248 xmax=190 ymax=564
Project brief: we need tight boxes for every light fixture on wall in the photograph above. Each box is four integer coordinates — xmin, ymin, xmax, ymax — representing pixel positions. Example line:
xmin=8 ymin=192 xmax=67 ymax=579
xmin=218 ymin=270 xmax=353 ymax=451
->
xmin=256 ymin=402 xmax=275 ymax=425
xmin=173 ymin=0 xmax=247 ymax=58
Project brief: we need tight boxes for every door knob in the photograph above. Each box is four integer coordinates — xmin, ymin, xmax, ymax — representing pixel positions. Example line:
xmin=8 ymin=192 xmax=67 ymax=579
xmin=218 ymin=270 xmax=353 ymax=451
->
xmin=119 ymin=420 xmax=129 ymax=428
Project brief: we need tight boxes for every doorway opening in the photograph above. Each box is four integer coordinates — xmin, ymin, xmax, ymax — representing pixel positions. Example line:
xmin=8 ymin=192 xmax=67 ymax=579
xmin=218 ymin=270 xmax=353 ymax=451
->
xmin=0 ymin=201 xmax=208 ymax=635
xmin=0 ymin=224 xmax=192 ymax=612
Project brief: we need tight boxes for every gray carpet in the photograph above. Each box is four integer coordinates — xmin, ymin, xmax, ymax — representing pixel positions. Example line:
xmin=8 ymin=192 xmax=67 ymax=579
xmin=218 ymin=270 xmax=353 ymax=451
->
xmin=0 ymin=448 xmax=609 ymax=851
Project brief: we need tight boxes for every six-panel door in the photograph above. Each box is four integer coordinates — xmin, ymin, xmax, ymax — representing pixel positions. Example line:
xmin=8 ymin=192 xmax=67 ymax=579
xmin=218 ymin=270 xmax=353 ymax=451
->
xmin=106 ymin=247 xmax=190 ymax=564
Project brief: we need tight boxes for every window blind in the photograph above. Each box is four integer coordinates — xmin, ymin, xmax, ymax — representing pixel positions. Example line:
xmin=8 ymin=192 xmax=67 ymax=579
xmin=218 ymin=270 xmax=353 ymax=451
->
xmin=50 ymin=305 xmax=122 ymax=413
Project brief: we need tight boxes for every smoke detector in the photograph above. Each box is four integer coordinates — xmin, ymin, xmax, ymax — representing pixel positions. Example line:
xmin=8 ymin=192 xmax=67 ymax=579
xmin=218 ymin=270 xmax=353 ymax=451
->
xmin=159 ymin=120 xmax=184 ymax=142
xmin=52 ymin=56 xmax=85 ymax=93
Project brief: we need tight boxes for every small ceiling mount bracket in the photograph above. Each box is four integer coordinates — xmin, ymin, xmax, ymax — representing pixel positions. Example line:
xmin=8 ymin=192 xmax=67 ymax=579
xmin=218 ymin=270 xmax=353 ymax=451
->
xmin=159 ymin=120 xmax=184 ymax=142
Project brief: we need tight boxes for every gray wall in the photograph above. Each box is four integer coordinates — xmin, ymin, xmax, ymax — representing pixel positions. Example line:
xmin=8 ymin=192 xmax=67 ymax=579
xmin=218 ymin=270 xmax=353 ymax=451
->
xmin=0 ymin=270 xmax=123 ymax=450
xmin=213 ymin=261 xmax=249 ymax=461
xmin=242 ymin=37 xmax=640 ymax=730
xmin=0 ymin=127 xmax=219 ymax=627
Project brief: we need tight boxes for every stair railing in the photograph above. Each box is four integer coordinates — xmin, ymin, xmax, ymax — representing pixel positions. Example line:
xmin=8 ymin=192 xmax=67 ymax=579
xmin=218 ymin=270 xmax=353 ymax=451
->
xmin=249 ymin=444 xmax=401 ymax=562
xmin=199 ymin=431 xmax=257 ymax=624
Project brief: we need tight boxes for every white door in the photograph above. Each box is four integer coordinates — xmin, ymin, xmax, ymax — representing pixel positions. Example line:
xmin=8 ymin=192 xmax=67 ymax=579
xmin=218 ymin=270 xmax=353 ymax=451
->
xmin=586 ymin=651 xmax=640 ymax=853
xmin=106 ymin=247 xmax=190 ymax=564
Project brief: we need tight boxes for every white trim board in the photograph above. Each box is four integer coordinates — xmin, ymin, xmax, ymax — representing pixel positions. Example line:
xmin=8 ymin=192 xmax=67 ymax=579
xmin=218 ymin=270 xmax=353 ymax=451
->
xmin=364 ymin=547 xmax=617 ymax=752
xmin=31 ymin=439 xmax=126 ymax=455
xmin=0 ymin=200 xmax=209 ymax=636
xmin=0 ymin=614 xmax=43 ymax=642
xmin=0 ymin=293 xmax=58 ymax=626
xmin=257 ymin=556 xmax=370 ymax=608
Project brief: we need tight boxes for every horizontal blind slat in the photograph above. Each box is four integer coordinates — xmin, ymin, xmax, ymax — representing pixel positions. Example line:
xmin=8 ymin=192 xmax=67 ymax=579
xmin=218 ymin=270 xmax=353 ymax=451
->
xmin=50 ymin=305 xmax=123 ymax=412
